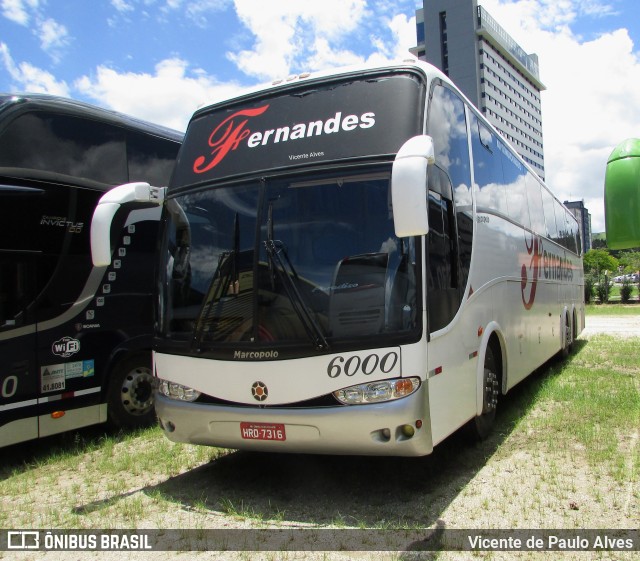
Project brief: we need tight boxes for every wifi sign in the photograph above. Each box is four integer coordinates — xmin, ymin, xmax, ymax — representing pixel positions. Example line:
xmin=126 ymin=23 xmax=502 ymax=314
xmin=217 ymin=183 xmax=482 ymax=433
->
xmin=51 ymin=336 xmax=80 ymax=358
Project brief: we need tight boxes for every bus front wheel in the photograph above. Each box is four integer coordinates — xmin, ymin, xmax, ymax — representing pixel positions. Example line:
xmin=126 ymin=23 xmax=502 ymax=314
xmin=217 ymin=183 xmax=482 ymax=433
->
xmin=470 ymin=343 xmax=500 ymax=440
xmin=107 ymin=354 xmax=155 ymax=429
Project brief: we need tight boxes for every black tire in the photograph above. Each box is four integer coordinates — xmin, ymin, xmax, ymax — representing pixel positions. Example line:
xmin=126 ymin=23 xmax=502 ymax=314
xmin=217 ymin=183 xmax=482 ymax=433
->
xmin=470 ymin=342 xmax=500 ymax=440
xmin=561 ymin=314 xmax=573 ymax=358
xmin=107 ymin=353 xmax=155 ymax=429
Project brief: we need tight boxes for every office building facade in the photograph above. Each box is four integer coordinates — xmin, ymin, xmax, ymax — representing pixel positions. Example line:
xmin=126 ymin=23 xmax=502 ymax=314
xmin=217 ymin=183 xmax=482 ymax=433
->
xmin=412 ymin=0 xmax=546 ymax=179
xmin=564 ymin=200 xmax=592 ymax=254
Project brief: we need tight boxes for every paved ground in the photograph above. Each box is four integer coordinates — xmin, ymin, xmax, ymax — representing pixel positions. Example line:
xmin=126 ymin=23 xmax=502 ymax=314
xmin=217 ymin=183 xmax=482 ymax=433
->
xmin=580 ymin=314 xmax=640 ymax=338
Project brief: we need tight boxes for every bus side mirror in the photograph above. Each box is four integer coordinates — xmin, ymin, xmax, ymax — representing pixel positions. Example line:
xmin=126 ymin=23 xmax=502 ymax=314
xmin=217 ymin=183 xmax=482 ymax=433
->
xmin=391 ymin=135 xmax=435 ymax=237
xmin=91 ymin=182 xmax=165 ymax=266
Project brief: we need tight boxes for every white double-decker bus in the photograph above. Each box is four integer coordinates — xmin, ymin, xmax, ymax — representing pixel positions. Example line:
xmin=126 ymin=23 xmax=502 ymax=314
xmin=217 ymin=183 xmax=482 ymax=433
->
xmin=92 ymin=60 xmax=583 ymax=456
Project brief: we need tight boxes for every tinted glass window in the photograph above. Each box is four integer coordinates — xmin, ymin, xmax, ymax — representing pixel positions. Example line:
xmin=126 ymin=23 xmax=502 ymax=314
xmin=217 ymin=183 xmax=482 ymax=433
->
xmin=127 ymin=131 xmax=180 ymax=186
xmin=427 ymin=165 xmax=461 ymax=333
xmin=428 ymin=85 xmax=472 ymax=204
xmin=0 ymin=258 xmax=36 ymax=330
xmin=573 ymin=217 xmax=582 ymax=255
xmin=161 ymin=168 xmax=420 ymax=355
xmin=470 ymin=114 xmax=508 ymax=216
xmin=541 ymin=188 xmax=558 ymax=241
xmin=427 ymin=85 xmax=473 ymax=293
xmin=525 ymin=172 xmax=545 ymax=235
xmin=556 ymin=206 xmax=578 ymax=253
xmin=500 ymin=140 xmax=530 ymax=229
xmin=0 ymin=112 xmax=128 ymax=184
xmin=174 ymin=74 xmax=423 ymax=186
xmin=563 ymin=210 xmax=579 ymax=253
xmin=554 ymin=201 xmax=568 ymax=247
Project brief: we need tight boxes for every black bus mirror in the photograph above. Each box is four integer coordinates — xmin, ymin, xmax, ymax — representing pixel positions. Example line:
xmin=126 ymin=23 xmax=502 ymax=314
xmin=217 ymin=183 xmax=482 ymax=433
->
xmin=391 ymin=135 xmax=435 ymax=237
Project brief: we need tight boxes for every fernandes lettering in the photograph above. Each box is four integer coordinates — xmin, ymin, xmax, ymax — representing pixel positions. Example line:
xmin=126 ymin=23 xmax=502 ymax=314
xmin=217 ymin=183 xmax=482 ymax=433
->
xmin=193 ymin=106 xmax=270 ymax=174
xmin=193 ymin=106 xmax=376 ymax=174
xmin=521 ymin=232 xmax=577 ymax=310
xmin=246 ymin=110 xmax=375 ymax=148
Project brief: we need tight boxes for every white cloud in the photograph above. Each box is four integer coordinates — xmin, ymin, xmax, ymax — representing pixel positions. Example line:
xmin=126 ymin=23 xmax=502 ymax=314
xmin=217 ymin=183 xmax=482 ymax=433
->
xmin=478 ymin=0 xmax=640 ymax=232
xmin=0 ymin=0 xmax=39 ymax=25
xmin=0 ymin=41 xmax=70 ymax=95
xmin=38 ymin=17 xmax=70 ymax=56
xmin=374 ymin=13 xmax=418 ymax=60
xmin=228 ymin=0 xmax=368 ymax=80
xmin=74 ymin=58 xmax=241 ymax=131
xmin=159 ymin=0 xmax=230 ymax=26
xmin=1 ymin=1 xmax=71 ymax=61
xmin=226 ymin=0 xmax=418 ymax=80
xmin=110 ymin=0 xmax=134 ymax=13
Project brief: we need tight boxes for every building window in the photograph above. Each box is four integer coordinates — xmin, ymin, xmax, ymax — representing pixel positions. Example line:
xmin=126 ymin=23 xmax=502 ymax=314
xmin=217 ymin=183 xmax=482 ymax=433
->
xmin=439 ymin=11 xmax=449 ymax=75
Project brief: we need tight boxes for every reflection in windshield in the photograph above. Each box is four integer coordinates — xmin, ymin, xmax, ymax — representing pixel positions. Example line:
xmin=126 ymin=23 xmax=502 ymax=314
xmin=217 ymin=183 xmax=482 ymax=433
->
xmin=159 ymin=169 xmax=420 ymax=354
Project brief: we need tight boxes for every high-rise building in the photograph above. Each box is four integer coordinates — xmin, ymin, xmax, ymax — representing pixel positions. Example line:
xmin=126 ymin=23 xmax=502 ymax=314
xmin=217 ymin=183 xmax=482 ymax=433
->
xmin=412 ymin=0 xmax=546 ymax=180
xmin=564 ymin=200 xmax=592 ymax=254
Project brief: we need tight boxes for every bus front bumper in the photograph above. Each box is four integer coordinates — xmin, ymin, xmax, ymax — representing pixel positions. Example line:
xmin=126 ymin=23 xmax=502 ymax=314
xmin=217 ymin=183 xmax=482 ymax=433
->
xmin=155 ymin=386 xmax=433 ymax=457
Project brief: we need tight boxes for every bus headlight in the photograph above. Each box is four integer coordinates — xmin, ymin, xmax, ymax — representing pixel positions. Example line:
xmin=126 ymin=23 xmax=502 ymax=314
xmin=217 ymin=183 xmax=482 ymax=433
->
xmin=333 ymin=377 xmax=420 ymax=405
xmin=158 ymin=379 xmax=201 ymax=402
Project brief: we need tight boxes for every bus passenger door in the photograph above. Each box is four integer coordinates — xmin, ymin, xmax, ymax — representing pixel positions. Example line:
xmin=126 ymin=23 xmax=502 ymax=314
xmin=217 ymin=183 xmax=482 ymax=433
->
xmin=0 ymin=253 xmax=39 ymax=446
xmin=0 ymin=179 xmax=74 ymax=445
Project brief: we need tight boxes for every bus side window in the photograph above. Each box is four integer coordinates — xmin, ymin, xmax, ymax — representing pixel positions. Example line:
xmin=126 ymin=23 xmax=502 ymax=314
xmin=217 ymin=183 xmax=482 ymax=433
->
xmin=127 ymin=130 xmax=181 ymax=186
xmin=471 ymin=114 xmax=508 ymax=217
xmin=427 ymin=165 xmax=460 ymax=333
xmin=541 ymin=188 xmax=559 ymax=241
xmin=0 ymin=112 xmax=128 ymax=185
xmin=525 ymin=173 xmax=546 ymax=236
xmin=0 ymin=259 xmax=36 ymax=330
xmin=499 ymin=138 xmax=531 ymax=230
xmin=427 ymin=84 xmax=473 ymax=297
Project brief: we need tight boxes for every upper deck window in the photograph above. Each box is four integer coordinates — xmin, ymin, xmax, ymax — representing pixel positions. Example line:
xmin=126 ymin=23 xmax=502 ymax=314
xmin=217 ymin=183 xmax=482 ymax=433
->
xmin=172 ymin=72 xmax=425 ymax=189
xmin=0 ymin=112 xmax=128 ymax=185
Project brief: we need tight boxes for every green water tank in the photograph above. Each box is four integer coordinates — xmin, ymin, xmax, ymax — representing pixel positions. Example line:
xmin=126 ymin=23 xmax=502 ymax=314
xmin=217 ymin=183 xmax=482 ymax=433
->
xmin=605 ymin=138 xmax=640 ymax=249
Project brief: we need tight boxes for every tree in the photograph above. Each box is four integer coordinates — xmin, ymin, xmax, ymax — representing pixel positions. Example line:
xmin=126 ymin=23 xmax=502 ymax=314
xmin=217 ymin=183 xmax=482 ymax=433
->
xmin=618 ymin=251 xmax=640 ymax=302
xmin=583 ymin=249 xmax=619 ymax=276
xmin=618 ymin=250 xmax=640 ymax=273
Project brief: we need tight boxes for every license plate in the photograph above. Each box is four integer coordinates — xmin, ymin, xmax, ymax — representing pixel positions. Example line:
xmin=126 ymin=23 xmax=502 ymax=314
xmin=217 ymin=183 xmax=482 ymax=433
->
xmin=240 ymin=422 xmax=286 ymax=441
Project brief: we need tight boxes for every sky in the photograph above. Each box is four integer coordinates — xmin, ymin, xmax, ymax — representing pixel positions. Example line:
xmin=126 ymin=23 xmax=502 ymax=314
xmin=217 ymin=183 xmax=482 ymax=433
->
xmin=1 ymin=0 xmax=639 ymax=233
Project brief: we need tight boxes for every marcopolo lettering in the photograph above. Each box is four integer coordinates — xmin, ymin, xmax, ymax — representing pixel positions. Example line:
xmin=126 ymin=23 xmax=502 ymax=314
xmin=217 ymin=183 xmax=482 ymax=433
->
xmin=233 ymin=350 xmax=279 ymax=360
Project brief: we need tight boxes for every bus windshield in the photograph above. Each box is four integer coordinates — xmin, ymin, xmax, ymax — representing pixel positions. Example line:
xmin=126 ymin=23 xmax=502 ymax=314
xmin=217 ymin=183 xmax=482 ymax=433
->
xmin=159 ymin=167 xmax=421 ymax=358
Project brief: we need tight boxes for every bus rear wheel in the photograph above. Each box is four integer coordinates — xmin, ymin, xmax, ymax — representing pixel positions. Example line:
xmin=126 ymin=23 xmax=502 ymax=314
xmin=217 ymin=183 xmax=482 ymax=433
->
xmin=470 ymin=343 xmax=500 ymax=440
xmin=107 ymin=354 xmax=155 ymax=429
xmin=561 ymin=314 xmax=573 ymax=358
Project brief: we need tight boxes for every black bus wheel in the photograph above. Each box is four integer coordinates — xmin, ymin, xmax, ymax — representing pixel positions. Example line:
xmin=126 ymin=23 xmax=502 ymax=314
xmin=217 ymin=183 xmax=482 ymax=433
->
xmin=107 ymin=354 xmax=155 ymax=429
xmin=561 ymin=314 xmax=573 ymax=358
xmin=469 ymin=342 xmax=500 ymax=441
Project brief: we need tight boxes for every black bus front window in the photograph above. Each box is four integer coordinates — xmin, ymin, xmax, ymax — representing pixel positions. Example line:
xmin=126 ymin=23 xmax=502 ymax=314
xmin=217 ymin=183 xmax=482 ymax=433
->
xmin=160 ymin=169 xmax=420 ymax=354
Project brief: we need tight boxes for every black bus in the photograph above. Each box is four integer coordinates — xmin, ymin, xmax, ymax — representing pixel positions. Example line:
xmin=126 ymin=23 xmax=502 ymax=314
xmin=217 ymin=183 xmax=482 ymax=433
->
xmin=0 ymin=93 xmax=182 ymax=447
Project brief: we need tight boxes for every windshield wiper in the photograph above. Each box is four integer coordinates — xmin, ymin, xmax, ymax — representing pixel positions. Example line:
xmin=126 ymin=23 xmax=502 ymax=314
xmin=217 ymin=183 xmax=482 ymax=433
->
xmin=263 ymin=237 xmax=329 ymax=352
xmin=191 ymin=213 xmax=241 ymax=351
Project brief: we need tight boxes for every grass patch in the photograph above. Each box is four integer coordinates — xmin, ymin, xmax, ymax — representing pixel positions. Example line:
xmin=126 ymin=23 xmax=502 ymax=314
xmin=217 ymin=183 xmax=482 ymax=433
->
xmin=0 ymin=425 xmax=217 ymax=528
xmin=508 ymin=336 xmax=639 ymax=484
xmin=0 ymin=332 xmax=637 ymax=534
xmin=586 ymin=303 xmax=640 ymax=315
